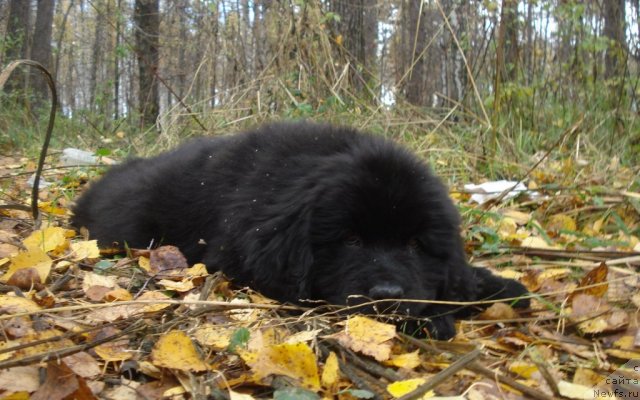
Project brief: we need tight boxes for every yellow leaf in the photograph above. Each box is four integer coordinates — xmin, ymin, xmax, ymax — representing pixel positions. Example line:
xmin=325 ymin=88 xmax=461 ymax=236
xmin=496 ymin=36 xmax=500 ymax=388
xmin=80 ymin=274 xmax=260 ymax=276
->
xmin=104 ymin=288 xmax=133 ymax=301
xmin=604 ymin=349 xmax=640 ymax=359
xmin=243 ymin=343 xmax=320 ymax=390
xmin=151 ymin=330 xmax=209 ymax=371
xmin=138 ymin=291 xmax=172 ymax=312
xmin=38 ymin=201 xmax=66 ymax=216
xmin=334 ymin=316 xmax=396 ymax=361
xmin=384 ymin=350 xmax=421 ymax=369
xmin=613 ymin=335 xmax=635 ymax=350
xmin=321 ymin=351 xmax=340 ymax=388
xmin=157 ymin=278 xmax=194 ymax=292
xmin=557 ymin=381 xmax=594 ymax=399
xmin=497 ymin=217 xmax=517 ymax=239
xmin=577 ymin=317 xmax=608 ymax=334
xmin=194 ymin=324 xmax=236 ymax=350
xmin=138 ymin=256 xmax=151 ymax=272
xmin=94 ymin=343 xmax=133 ymax=362
xmin=186 ymin=263 xmax=208 ymax=277
xmin=229 ymin=390 xmax=255 ymax=400
xmin=548 ymin=214 xmax=577 ymax=232
xmin=521 ymin=236 xmax=556 ymax=249
xmin=70 ymin=240 xmax=100 ymax=260
xmin=538 ymin=267 xmax=571 ymax=282
xmin=0 ymin=295 xmax=41 ymax=314
xmin=387 ymin=378 xmax=433 ymax=399
xmin=1 ymin=247 xmax=52 ymax=283
xmin=502 ymin=210 xmax=532 ymax=224
xmin=22 ymin=227 xmax=70 ymax=253
xmin=508 ymin=361 xmax=538 ymax=379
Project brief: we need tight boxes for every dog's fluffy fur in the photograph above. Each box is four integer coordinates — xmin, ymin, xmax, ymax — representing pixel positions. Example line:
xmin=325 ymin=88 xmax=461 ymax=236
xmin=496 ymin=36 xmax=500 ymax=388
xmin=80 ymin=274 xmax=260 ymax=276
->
xmin=72 ymin=122 xmax=528 ymax=338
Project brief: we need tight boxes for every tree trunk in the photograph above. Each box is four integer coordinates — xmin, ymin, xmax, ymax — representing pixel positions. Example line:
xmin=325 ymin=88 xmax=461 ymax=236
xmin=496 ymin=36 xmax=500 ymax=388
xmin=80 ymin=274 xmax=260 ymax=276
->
xmin=603 ymin=0 xmax=625 ymax=81
xmin=134 ymin=0 xmax=160 ymax=128
xmin=31 ymin=0 xmax=56 ymax=107
xmin=3 ymin=0 xmax=31 ymax=94
xmin=330 ymin=0 xmax=378 ymax=92
xmin=405 ymin=0 xmax=428 ymax=106
xmin=496 ymin=0 xmax=519 ymax=84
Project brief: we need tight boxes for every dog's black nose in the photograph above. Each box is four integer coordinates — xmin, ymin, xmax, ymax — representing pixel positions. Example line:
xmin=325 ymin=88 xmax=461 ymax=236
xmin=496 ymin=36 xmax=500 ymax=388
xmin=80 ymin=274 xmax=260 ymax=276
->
xmin=369 ymin=284 xmax=404 ymax=299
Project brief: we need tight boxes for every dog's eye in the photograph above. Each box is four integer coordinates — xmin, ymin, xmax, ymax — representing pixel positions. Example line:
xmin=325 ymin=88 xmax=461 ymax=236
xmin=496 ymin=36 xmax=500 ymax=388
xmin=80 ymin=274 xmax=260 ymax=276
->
xmin=408 ymin=237 xmax=420 ymax=250
xmin=344 ymin=234 xmax=362 ymax=247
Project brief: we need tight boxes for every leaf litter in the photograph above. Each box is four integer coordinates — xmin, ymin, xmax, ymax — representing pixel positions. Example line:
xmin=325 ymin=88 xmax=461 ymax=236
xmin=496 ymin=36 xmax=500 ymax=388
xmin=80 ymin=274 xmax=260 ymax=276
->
xmin=0 ymin=154 xmax=638 ymax=399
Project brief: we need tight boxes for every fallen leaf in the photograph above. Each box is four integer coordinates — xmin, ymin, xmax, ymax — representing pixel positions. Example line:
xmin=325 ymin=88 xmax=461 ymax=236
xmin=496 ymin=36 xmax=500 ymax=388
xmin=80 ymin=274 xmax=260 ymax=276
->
xmin=0 ymin=295 xmax=41 ymax=314
xmin=479 ymin=303 xmax=518 ymax=320
xmin=573 ymin=263 xmax=608 ymax=299
xmin=151 ymin=330 xmax=209 ymax=371
xmin=321 ymin=351 xmax=340 ymax=388
xmin=387 ymin=378 xmax=433 ymax=399
xmin=31 ymin=361 xmax=95 ymax=400
xmin=241 ymin=342 xmax=320 ymax=390
xmin=6 ymin=267 xmax=43 ymax=290
xmin=22 ymin=227 xmax=71 ymax=253
xmin=70 ymin=240 xmax=100 ymax=260
xmin=150 ymin=245 xmax=188 ymax=272
xmin=0 ymin=366 xmax=40 ymax=394
xmin=63 ymin=352 xmax=101 ymax=378
xmin=229 ymin=389 xmax=256 ymax=400
xmin=384 ymin=350 xmax=421 ymax=370
xmin=508 ymin=361 xmax=538 ymax=379
xmin=157 ymin=278 xmax=194 ymax=292
xmin=194 ymin=324 xmax=236 ymax=350
xmin=333 ymin=316 xmax=396 ymax=361
xmin=1 ymin=247 xmax=52 ymax=284
xmin=547 ymin=214 xmax=577 ymax=232
xmin=557 ymin=380 xmax=593 ymax=399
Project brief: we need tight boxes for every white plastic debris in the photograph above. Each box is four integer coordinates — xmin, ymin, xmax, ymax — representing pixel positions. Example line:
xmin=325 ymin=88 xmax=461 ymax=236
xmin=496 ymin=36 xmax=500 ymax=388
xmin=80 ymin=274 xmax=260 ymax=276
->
xmin=60 ymin=148 xmax=97 ymax=166
xmin=27 ymin=173 xmax=51 ymax=188
xmin=464 ymin=180 xmax=528 ymax=204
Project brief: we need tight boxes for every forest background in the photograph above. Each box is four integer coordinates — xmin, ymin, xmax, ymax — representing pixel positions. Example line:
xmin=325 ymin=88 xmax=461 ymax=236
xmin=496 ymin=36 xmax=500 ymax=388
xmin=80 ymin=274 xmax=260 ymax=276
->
xmin=0 ymin=0 xmax=638 ymax=177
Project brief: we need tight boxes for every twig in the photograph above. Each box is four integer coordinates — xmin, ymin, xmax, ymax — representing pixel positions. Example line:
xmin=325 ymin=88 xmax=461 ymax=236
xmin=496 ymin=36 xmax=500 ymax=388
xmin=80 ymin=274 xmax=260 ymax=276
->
xmin=0 ymin=60 xmax=58 ymax=225
xmin=396 ymin=348 xmax=481 ymax=400
xmin=0 ymin=320 xmax=145 ymax=369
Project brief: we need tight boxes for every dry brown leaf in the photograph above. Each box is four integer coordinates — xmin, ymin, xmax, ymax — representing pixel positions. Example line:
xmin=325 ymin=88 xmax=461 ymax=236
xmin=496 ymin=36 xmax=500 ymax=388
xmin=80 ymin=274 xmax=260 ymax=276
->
xmin=31 ymin=361 xmax=96 ymax=400
xmin=63 ymin=351 xmax=102 ymax=378
xmin=149 ymin=245 xmax=188 ymax=272
xmin=6 ymin=267 xmax=44 ymax=290
xmin=573 ymin=263 xmax=608 ymax=299
xmin=478 ymin=303 xmax=519 ymax=320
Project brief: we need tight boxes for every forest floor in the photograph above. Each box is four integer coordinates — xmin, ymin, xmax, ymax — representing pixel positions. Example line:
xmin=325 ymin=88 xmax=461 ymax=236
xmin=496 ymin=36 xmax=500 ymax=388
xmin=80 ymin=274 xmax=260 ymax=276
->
xmin=0 ymin=147 xmax=639 ymax=400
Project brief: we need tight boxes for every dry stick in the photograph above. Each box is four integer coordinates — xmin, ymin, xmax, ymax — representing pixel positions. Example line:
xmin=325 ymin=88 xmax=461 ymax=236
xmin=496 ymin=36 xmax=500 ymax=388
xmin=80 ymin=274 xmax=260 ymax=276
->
xmin=482 ymin=115 xmax=585 ymax=210
xmin=0 ymin=60 xmax=57 ymax=225
xmin=398 ymin=348 xmax=481 ymax=400
xmin=0 ymin=320 xmax=146 ymax=369
xmin=400 ymin=334 xmax=554 ymax=400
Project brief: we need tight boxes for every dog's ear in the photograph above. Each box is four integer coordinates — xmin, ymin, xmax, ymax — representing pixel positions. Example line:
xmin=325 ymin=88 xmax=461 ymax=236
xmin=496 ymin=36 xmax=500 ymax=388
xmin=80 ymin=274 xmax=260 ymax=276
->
xmin=241 ymin=201 xmax=315 ymax=303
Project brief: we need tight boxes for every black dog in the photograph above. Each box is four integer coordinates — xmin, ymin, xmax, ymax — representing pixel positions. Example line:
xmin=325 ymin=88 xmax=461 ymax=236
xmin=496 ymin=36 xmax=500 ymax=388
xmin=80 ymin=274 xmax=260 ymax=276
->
xmin=72 ymin=122 xmax=529 ymax=338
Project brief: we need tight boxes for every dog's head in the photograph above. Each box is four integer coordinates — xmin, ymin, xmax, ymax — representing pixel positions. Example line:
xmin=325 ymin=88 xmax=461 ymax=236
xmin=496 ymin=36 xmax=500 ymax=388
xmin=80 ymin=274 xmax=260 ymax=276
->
xmin=305 ymin=143 xmax=473 ymax=320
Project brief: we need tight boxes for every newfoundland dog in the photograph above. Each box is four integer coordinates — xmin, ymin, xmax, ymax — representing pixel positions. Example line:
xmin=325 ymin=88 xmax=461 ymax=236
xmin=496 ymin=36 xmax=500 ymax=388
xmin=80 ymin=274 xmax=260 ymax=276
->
xmin=72 ymin=122 xmax=529 ymax=339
